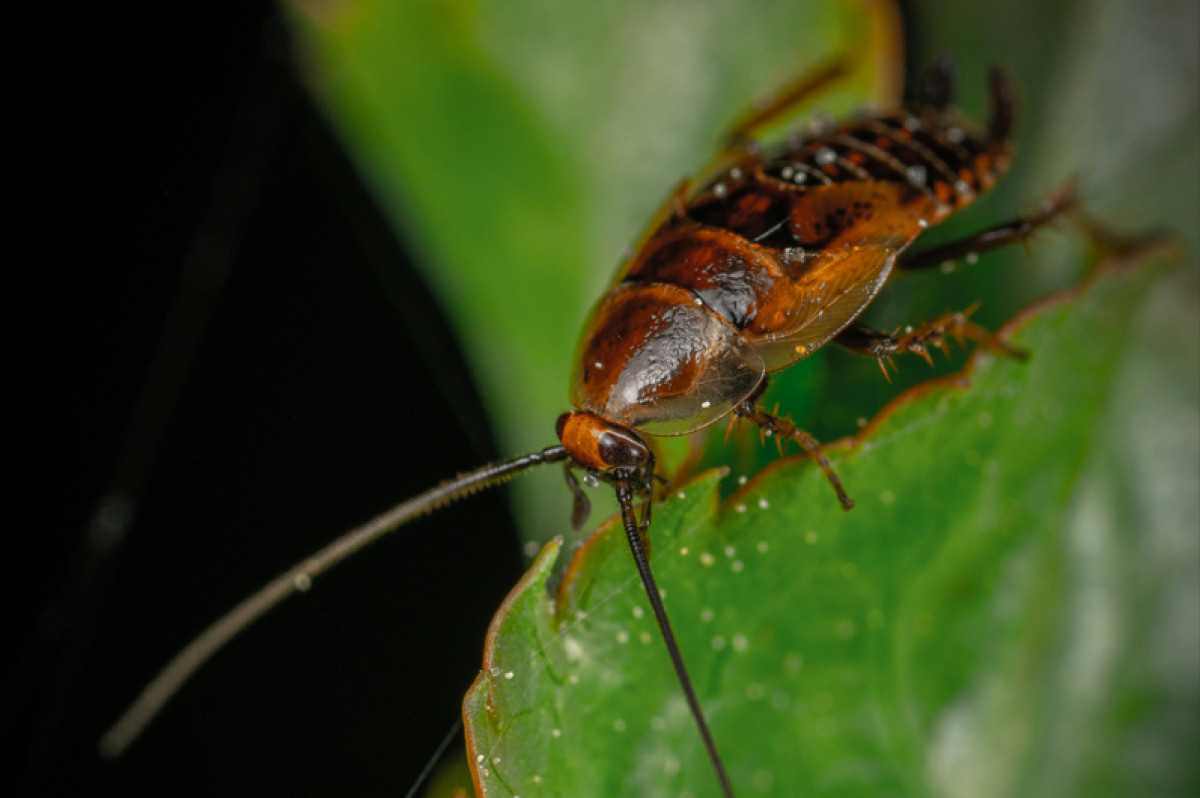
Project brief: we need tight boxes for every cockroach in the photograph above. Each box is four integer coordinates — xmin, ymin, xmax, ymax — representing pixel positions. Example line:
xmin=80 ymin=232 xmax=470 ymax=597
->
xmin=102 ymin=57 xmax=1072 ymax=797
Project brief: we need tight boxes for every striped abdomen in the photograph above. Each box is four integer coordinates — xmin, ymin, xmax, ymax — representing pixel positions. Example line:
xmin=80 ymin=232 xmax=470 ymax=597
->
xmin=682 ymin=104 xmax=1011 ymax=260
xmin=620 ymin=95 xmax=1013 ymax=361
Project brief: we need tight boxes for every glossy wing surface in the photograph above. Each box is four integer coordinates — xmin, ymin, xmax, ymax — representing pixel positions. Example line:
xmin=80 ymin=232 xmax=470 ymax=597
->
xmin=749 ymin=239 xmax=899 ymax=371
xmin=744 ymin=180 xmax=941 ymax=370
xmin=569 ymin=283 xmax=766 ymax=436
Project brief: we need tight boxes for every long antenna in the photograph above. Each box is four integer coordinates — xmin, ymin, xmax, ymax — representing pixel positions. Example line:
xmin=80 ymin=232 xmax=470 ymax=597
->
xmin=614 ymin=475 xmax=736 ymax=798
xmin=99 ymin=445 xmax=568 ymax=758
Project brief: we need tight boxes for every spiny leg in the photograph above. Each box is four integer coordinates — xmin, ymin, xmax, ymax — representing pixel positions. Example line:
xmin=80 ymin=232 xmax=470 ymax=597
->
xmin=899 ymin=182 xmax=1076 ymax=272
xmin=734 ymin=386 xmax=854 ymax=510
xmin=836 ymin=306 xmax=1025 ymax=380
xmin=613 ymin=476 xmax=735 ymax=798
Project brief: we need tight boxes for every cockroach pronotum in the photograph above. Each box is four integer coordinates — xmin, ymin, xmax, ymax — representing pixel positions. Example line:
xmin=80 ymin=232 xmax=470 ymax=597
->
xmin=102 ymin=56 xmax=1075 ymax=797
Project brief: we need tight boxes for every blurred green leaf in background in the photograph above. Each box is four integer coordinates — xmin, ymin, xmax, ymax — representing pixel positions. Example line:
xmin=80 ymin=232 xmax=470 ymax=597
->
xmin=283 ymin=0 xmax=1197 ymax=795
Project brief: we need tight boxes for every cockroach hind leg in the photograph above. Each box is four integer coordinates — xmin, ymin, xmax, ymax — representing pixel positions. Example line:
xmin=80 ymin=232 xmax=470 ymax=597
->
xmin=837 ymin=309 xmax=1024 ymax=370
xmin=899 ymin=181 xmax=1077 ymax=272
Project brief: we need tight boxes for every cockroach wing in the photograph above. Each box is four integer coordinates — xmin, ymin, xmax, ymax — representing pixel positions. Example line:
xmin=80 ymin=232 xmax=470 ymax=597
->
xmin=747 ymin=235 xmax=904 ymax=371
xmin=569 ymin=282 xmax=765 ymax=436
xmin=744 ymin=180 xmax=942 ymax=371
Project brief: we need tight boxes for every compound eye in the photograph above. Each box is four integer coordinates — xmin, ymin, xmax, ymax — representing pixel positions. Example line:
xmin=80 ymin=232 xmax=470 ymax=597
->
xmin=598 ymin=429 xmax=649 ymax=468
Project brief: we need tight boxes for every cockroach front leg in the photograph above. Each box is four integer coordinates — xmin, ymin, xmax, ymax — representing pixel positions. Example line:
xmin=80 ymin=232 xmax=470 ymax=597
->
xmin=734 ymin=386 xmax=854 ymax=510
xmin=836 ymin=307 xmax=1025 ymax=380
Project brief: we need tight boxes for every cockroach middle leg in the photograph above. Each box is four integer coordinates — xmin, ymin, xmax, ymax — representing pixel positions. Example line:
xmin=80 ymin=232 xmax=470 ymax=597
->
xmin=734 ymin=383 xmax=855 ymax=510
xmin=898 ymin=182 xmax=1076 ymax=272
xmin=836 ymin=308 xmax=1025 ymax=379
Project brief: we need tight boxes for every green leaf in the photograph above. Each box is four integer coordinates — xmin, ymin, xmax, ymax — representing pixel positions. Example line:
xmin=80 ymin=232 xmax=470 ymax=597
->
xmin=463 ymin=249 xmax=1175 ymax=797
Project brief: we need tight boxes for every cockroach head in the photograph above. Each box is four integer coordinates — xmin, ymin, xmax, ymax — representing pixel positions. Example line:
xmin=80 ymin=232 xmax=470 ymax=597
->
xmin=556 ymin=411 xmax=650 ymax=472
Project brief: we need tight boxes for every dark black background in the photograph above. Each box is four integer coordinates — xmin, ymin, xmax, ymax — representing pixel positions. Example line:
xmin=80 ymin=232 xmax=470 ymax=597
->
xmin=10 ymin=4 xmax=523 ymax=795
